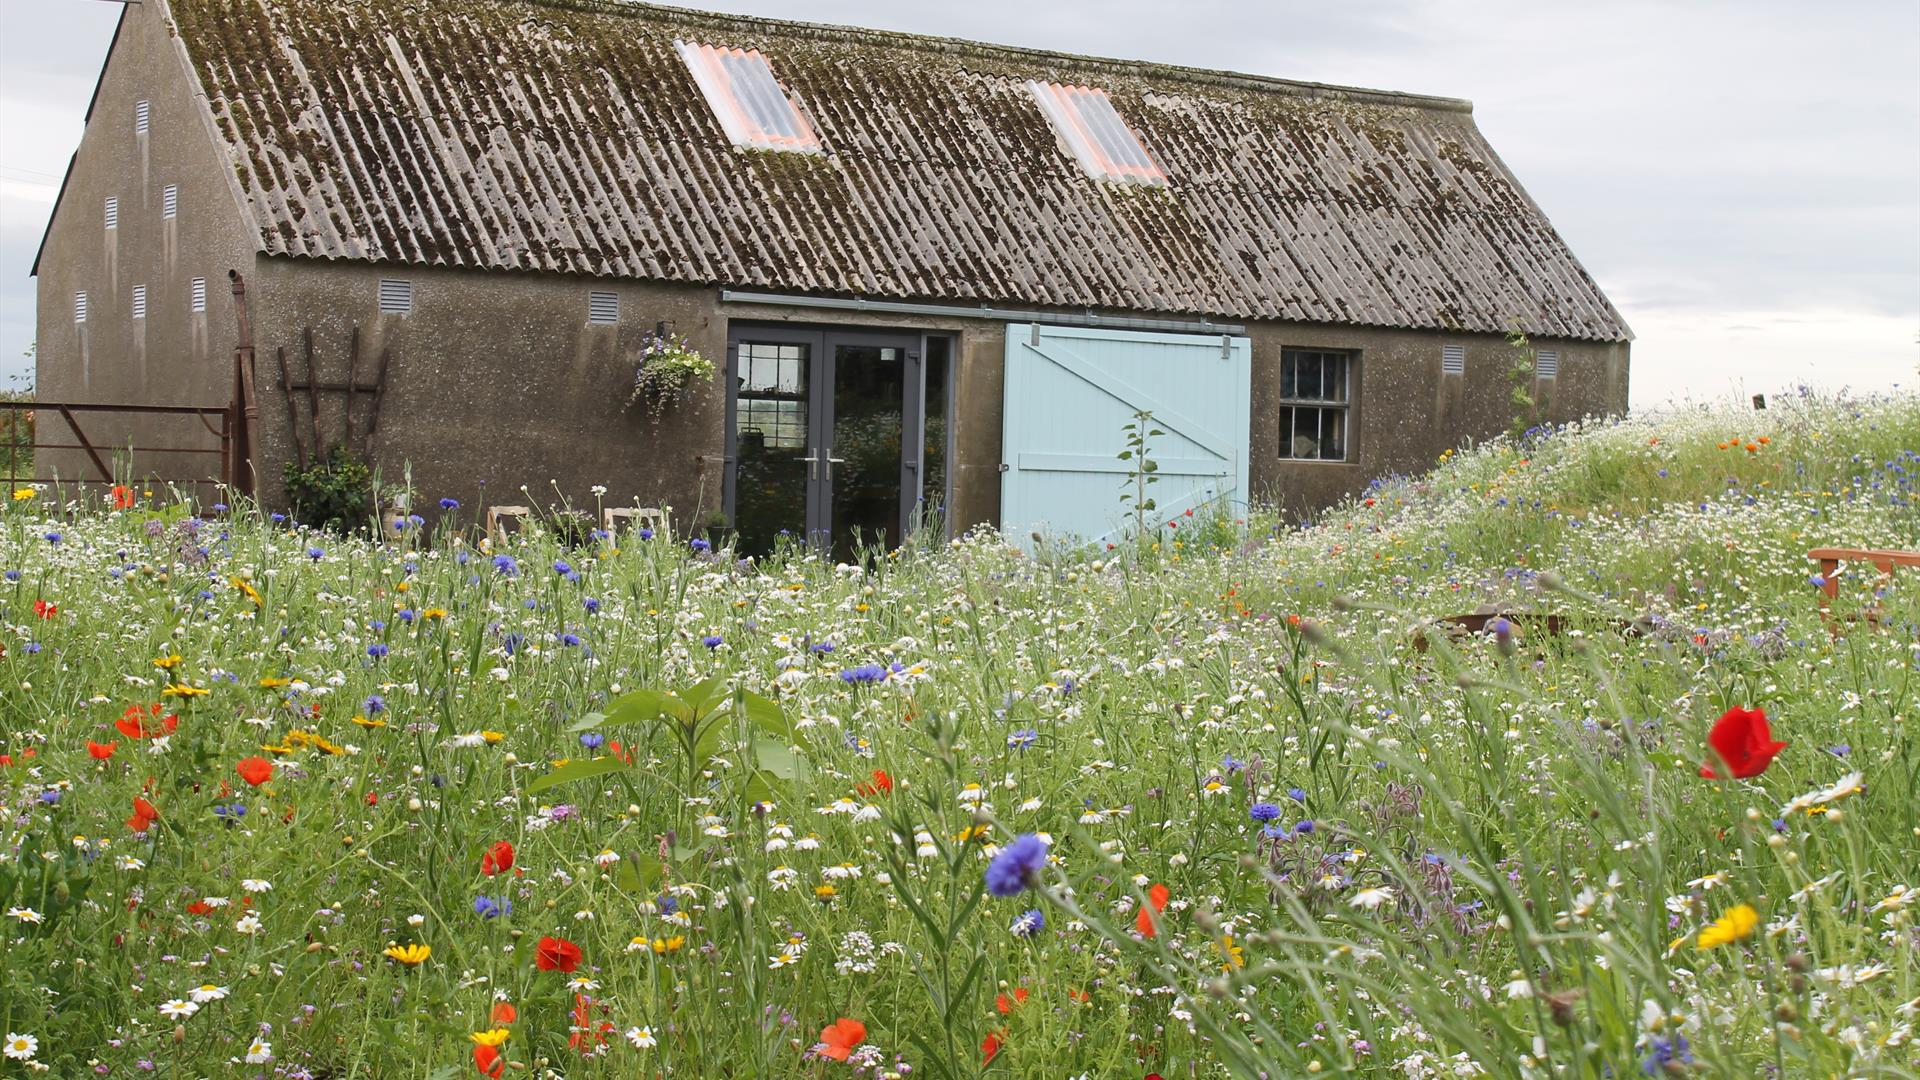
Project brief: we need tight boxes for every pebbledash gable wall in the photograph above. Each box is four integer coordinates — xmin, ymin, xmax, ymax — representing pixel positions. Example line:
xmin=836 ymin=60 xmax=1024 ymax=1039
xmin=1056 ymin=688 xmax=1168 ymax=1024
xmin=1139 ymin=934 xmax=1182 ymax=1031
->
xmin=31 ymin=0 xmax=258 ymax=484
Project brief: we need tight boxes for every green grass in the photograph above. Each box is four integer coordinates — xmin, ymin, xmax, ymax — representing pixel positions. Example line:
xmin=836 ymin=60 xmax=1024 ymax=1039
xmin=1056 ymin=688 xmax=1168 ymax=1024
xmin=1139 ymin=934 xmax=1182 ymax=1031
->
xmin=0 ymin=389 xmax=1916 ymax=1078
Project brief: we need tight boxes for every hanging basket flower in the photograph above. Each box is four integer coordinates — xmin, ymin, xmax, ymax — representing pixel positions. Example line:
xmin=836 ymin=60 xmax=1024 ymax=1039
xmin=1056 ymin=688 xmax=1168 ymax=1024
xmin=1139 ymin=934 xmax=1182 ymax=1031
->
xmin=626 ymin=330 xmax=715 ymax=419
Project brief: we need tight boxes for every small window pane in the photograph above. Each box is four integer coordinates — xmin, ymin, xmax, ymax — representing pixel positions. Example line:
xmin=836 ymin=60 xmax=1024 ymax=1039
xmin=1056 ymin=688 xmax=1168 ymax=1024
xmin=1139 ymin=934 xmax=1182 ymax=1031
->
xmin=1296 ymin=354 xmax=1321 ymax=400
xmin=1292 ymin=407 xmax=1319 ymax=458
xmin=1323 ymin=409 xmax=1346 ymax=460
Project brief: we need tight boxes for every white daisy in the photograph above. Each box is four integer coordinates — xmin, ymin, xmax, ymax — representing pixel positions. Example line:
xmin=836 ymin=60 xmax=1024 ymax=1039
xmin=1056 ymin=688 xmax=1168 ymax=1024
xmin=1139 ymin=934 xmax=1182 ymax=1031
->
xmin=626 ymin=1026 xmax=657 ymax=1049
xmin=1 ymin=1033 xmax=36 ymax=1061
xmin=188 ymin=984 xmax=229 ymax=1004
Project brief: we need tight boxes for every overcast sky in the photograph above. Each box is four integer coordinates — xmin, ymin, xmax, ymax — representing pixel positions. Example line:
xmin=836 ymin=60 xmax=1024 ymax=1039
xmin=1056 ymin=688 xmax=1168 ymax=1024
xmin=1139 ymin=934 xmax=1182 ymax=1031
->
xmin=2 ymin=0 xmax=1915 ymax=407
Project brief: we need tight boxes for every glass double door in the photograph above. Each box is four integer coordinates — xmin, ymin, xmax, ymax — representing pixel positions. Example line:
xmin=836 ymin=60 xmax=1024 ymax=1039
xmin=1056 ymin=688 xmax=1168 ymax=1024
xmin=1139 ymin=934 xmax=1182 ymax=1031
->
xmin=727 ymin=326 xmax=946 ymax=560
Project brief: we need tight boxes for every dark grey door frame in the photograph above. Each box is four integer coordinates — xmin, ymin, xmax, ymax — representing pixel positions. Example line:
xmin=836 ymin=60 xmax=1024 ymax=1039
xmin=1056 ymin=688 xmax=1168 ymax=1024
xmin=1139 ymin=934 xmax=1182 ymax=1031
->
xmin=725 ymin=322 xmax=950 ymax=551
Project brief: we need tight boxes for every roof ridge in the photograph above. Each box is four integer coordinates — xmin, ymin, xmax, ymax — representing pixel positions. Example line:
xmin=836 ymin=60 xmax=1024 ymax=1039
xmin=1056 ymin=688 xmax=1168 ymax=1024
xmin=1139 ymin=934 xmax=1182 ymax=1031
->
xmin=523 ymin=0 xmax=1476 ymax=114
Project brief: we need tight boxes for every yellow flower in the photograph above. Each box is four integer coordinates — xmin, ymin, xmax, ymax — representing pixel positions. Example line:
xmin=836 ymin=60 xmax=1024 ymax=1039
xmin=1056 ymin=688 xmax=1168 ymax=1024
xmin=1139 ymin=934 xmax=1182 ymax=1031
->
xmin=1696 ymin=904 xmax=1759 ymax=950
xmin=421 ymin=608 xmax=448 ymax=621
xmin=481 ymin=731 xmax=505 ymax=744
xmin=813 ymin=884 xmax=837 ymax=901
xmin=1217 ymin=934 xmax=1246 ymax=972
xmin=153 ymin=654 xmax=183 ymax=670
xmin=352 ymin=715 xmax=389 ymax=729
xmin=652 ymin=935 xmax=686 ymax=954
xmin=258 ymin=677 xmax=291 ymax=689
xmin=470 ymin=1028 xmax=510 ymax=1048
xmin=231 ymin=578 xmax=262 ymax=606
xmin=953 ymin=824 xmax=991 ymax=844
xmin=161 ymin=684 xmax=209 ymax=698
xmin=384 ymin=943 xmax=431 ymax=966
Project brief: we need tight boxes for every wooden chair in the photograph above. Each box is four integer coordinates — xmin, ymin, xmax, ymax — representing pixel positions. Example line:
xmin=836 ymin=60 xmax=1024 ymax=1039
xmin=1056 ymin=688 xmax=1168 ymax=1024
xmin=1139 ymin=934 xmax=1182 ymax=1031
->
xmin=486 ymin=505 xmax=531 ymax=545
xmin=1809 ymin=547 xmax=1920 ymax=632
xmin=603 ymin=506 xmax=668 ymax=538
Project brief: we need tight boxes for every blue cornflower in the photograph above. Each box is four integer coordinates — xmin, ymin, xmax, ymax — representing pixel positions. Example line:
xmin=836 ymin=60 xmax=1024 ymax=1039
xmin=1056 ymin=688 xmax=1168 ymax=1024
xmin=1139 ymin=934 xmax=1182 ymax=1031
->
xmin=1008 ymin=729 xmax=1038 ymax=751
xmin=1261 ymin=822 xmax=1290 ymax=840
xmin=397 ymin=609 xmax=416 ymax=624
xmin=502 ymin=632 xmax=525 ymax=656
xmin=583 ymin=597 xmax=600 ymax=614
xmin=363 ymin=694 xmax=386 ymax=715
xmin=212 ymin=802 xmax=247 ymax=820
xmin=1222 ymin=755 xmax=1245 ymax=773
xmin=702 ymin=635 xmax=723 ymax=649
xmin=1826 ymin=744 xmax=1851 ymax=757
xmin=38 ymin=789 xmax=60 ymax=805
xmin=369 ymin=620 xmax=386 ymax=632
xmin=473 ymin=895 xmax=510 ymax=919
xmin=1249 ymin=802 xmax=1282 ymax=823
xmin=366 ymin=643 xmax=389 ymax=660
xmin=656 ymin=894 xmax=679 ymax=916
xmin=307 ymin=547 xmax=325 ymax=560
xmin=638 ymin=528 xmax=654 ymax=541
xmin=43 ymin=532 xmax=61 ymax=544
xmin=839 ymin=664 xmax=887 ymax=684
xmin=1011 ymin=909 xmax=1045 ymax=937
xmin=558 ymin=632 xmax=581 ymax=648
xmin=1640 ymin=1035 xmax=1692 ymax=1076
xmin=690 ymin=538 xmax=711 ymax=554
xmin=810 ymin=642 xmax=836 ymax=654
xmin=492 ymin=555 xmax=519 ymax=577
xmin=440 ymin=498 xmax=460 ymax=510
xmin=270 ymin=513 xmax=287 ymax=524
xmin=553 ymin=560 xmax=573 ymax=576
xmin=4 ymin=570 xmax=19 ymax=581
xmin=23 ymin=642 xmax=41 ymax=655
xmin=1294 ymin=819 xmax=1316 ymax=835
xmin=580 ymin=732 xmax=605 ymax=750
xmin=1287 ymin=787 xmax=1308 ymax=803
xmin=985 ymin=834 xmax=1047 ymax=897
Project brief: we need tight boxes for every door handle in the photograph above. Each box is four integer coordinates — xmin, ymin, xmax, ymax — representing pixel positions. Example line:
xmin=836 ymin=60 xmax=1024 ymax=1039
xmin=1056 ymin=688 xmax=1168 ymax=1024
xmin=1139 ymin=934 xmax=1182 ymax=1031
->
xmin=802 ymin=451 xmax=821 ymax=481
xmin=826 ymin=456 xmax=846 ymax=479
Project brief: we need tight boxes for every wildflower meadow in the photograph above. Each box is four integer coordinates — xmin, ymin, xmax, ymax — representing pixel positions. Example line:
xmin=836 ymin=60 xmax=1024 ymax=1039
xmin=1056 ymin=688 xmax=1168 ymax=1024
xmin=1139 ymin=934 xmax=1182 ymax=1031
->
xmin=1 ymin=390 xmax=1916 ymax=1078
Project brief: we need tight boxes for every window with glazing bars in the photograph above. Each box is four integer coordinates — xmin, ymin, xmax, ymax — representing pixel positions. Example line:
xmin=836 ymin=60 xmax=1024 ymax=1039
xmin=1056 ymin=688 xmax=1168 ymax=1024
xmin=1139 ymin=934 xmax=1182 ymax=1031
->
xmin=735 ymin=341 xmax=808 ymax=449
xmin=1278 ymin=348 xmax=1352 ymax=461
xmin=191 ymin=277 xmax=207 ymax=313
xmin=1535 ymin=350 xmax=1559 ymax=379
xmin=676 ymin=41 xmax=821 ymax=152
xmin=1027 ymin=82 xmax=1166 ymax=185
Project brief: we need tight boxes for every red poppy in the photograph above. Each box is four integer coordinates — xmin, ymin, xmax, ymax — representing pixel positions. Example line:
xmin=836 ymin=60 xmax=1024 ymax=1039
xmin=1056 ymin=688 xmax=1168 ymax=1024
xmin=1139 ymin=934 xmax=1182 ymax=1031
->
xmin=819 ymin=1018 xmax=866 ymax=1062
xmin=473 ymin=1044 xmax=504 ymax=1079
xmin=480 ymin=841 xmax=515 ymax=877
xmin=87 ymin=740 xmax=117 ymax=760
xmin=982 ymin=1032 xmax=1002 ymax=1063
xmin=490 ymin=1001 xmax=517 ymax=1026
xmin=111 ymin=485 xmax=135 ymax=510
xmin=1700 ymin=706 xmax=1787 ymax=779
xmin=185 ymin=899 xmax=214 ymax=916
xmin=127 ymin=795 xmax=160 ymax=833
xmin=568 ymin=993 xmax=613 ymax=1052
xmin=995 ymin=988 xmax=1029 ymax=1014
xmin=1136 ymin=883 xmax=1170 ymax=938
xmin=236 ymin=756 xmax=274 ymax=786
xmin=115 ymin=704 xmax=178 ymax=740
xmin=32 ymin=599 xmax=57 ymax=619
xmin=855 ymin=769 xmax=893 ymax=797
xmin=534 ymin=935 xmax=583 ymax=973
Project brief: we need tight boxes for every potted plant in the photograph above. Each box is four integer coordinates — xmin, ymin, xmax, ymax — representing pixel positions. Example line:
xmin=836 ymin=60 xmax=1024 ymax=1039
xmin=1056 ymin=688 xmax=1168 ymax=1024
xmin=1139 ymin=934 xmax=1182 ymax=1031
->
xmin=627 ymin=328 xmax=715 ymax=419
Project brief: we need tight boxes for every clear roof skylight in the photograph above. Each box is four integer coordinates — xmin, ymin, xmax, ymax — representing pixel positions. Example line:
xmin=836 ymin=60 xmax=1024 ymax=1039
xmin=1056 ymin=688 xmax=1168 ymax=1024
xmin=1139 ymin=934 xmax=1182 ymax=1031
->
xmin=677 ymin=41 xmax=822 ymax=153
xmin=1027 ymin=81 xmax=1165 ymax=185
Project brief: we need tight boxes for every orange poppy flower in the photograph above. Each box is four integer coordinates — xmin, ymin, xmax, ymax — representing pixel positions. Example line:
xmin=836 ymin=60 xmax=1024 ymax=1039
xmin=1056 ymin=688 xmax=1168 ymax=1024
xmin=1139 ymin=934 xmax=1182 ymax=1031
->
xmin=819 ymin=1018 xmax=866 ymax=1061
xmin=127 ymin=795 xmax=160 ymax=833
xmin=111 ymin=485 xmax=135 ymax=510
xmin=236 ymin=756 xmax=274 ymax=786
xmin=982 ymin=1032 xmax=1003 ymax=1063
xmin=87 ymin=741 xmax=117 ymax=760
xmin=995 ymin=988 xmax=1029 ymax=1014
xmin=481 ymin=841 xmax=515 ymax=877
xmin=1136 ymin=883 xmax=1170 ymax=938
xmin=473 ymin=1044 xmax=504 ymax=1078
xmin=490 ymin=1001 xmax=517 ymax=1026
xmin=855 ymin=769 xmax=893 ymax=796
xmin=115 ymin=704 xmax=178 ymax=740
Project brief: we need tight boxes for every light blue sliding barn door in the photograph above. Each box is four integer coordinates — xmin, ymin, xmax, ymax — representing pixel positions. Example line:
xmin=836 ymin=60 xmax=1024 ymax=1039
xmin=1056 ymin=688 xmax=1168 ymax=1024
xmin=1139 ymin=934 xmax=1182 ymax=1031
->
xmin=1000 ymin=324 xmax=1251 ymax=548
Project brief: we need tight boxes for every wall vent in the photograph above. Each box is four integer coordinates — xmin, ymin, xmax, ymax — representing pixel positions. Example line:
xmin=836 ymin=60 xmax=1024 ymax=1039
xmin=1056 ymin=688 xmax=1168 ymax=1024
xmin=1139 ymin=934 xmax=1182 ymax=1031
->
xmin=191 ymin=277 xmax=207 ymax=313
xmin=74 ymin=291 xmax=88 ymax=324
xmin=378 ymin=279 xmax=413 ymax=315
xmin=1441 ymin=343 xmax=1465 ymax=376
xmin=104 ymin=196 xmax=118 ymax=230
xmin=163 ymin=185 xmax=179 ymax=219
xmin=588 ymin=291 xmax=620 ymax=325
xmin=134 ymin=99 xmax=150 ymax=135
xmin=1535 ymin=350 xmax=1559 ymax=380
xmin=131 ymin=285 xmax=147 ymax=320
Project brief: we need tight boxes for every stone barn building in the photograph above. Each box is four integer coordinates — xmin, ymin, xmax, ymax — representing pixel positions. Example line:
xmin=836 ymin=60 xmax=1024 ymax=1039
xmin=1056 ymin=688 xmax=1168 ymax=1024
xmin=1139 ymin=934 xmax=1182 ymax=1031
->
xmin=33 ymin=0 xmax=1631 ymax=555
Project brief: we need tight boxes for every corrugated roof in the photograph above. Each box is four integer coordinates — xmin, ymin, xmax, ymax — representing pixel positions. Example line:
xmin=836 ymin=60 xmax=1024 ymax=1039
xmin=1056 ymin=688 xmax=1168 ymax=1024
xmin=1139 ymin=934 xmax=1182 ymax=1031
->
xmin=164 ymin=0 xmax=1631 ymax=341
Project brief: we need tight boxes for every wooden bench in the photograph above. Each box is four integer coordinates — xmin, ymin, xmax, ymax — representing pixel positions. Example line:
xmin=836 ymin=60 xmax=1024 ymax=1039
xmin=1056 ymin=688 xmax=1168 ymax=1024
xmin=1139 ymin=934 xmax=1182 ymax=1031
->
xmin=1810 ymin=547 xmax=1920 ymax=631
